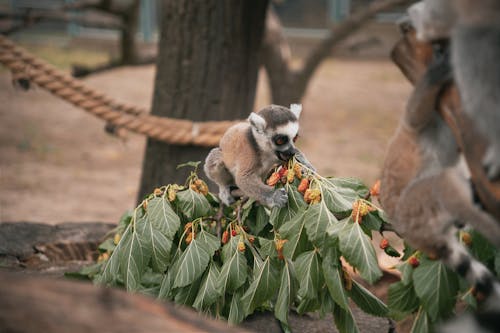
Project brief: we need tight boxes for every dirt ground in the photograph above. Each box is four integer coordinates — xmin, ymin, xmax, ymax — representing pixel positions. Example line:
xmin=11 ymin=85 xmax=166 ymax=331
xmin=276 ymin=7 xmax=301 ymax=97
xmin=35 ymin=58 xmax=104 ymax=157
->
xmin=0 ymin=47 xmax=411 ymax=225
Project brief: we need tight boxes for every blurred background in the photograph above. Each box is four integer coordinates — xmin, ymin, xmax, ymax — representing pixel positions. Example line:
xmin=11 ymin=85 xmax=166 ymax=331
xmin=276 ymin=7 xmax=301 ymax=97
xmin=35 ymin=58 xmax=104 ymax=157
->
xmin=0 ymin=0 xmax=413 ymax=224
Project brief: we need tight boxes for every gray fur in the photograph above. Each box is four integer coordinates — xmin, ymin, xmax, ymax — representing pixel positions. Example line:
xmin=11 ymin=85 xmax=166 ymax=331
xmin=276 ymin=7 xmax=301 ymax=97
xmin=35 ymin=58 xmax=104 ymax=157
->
xmin=204 ymin=105 xmax=313 ymax=208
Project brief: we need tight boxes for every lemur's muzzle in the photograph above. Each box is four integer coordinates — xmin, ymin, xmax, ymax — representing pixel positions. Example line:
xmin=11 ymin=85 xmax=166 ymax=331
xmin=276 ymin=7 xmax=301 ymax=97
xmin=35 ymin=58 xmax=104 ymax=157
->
xmin=276 ymin=148 xmax=296 ymax=162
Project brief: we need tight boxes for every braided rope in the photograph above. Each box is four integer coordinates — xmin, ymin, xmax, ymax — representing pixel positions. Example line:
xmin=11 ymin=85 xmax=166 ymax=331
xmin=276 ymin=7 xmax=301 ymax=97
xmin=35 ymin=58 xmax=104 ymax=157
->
xmin=0 ymin=35 xmax=238 ymax=147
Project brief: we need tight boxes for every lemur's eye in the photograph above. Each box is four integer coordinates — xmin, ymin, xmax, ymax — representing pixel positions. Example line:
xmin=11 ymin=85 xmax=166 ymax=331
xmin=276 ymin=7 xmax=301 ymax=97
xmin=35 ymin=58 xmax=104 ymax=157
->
xmin=293 ymin=134 xmax=299 ymax=143
xmin=273 ymin=135 xmax=289 ymax=146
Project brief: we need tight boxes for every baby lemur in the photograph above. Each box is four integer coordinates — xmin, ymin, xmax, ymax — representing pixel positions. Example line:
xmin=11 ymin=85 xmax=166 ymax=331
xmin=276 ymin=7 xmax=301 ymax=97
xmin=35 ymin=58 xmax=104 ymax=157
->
xmin=204 ymin=104 xmax=314 ymax=208
xmin=409 ymin=0 xmax=500 ymax=180
xmin=381 ymin=38 xmax=500 ymax=307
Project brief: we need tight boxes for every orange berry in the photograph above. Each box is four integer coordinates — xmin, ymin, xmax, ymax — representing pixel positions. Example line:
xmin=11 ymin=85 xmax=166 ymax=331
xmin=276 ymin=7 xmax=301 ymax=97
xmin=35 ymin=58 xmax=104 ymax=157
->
xmin=461 ymin=232 xmax=472 ymax=246
xmin=248 ymin=236 xmax=255 ymax=244
xmin=185 ymin=232 xmax=193 ymax=244
xmin=231 ymin=229 xmax=238 ymax=237
xmin=277 ymin=249 xmax=284 ymax=260
xmin=304 ymin=188 xmax=321 ymax=204
xmin=267 ymin=172 xmax=280 ymax=186
xmin=278 ymin=166 xmax=288 ymax=178
xmin=238 ymin=240 xmax=246 ymax=252
xmin=409 ymin=256 xmax=420 ymax=268
xmin=298 ymin=178 xmax=309 ymax=193
xmin=184 ymin=222 xmax=193 ymax=231
xmin=222 ymin=230 xmax=229 ymax=244
xmin=379 ymin=238 xmax=389 ymax=250
xmin=370 ymin=179 xmax=381 ymax=197
xmin=293 ymin=164 xmax=302 ymax=179
xmin=153 ymin=188 xmax=163 ymax=196
xmin=275 ymin=239 xmax=288 ymax=251
xmin=113 ymin=233 xmax=121 ymax=245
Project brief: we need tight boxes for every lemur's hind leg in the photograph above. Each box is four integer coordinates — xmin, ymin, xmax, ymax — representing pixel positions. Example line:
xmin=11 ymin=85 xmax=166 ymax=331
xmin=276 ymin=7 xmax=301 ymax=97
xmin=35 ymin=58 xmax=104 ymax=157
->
xmin=204 ymin=148 xmax=236 ymax=206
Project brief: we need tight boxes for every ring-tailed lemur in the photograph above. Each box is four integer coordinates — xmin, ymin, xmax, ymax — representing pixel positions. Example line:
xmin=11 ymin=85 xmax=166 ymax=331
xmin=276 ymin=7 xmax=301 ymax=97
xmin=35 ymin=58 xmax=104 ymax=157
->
xmin=408 ymin=0 xmax=500 ymax=180
xmin=381 ymin=38 xmax=500 ymax=311
xmin=204 ymin=104 xmax=314 ymax=208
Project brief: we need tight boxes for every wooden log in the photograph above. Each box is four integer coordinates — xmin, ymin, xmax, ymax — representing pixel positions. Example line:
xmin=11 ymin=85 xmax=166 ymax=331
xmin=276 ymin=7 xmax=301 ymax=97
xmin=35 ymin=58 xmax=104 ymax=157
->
xmin=390 ymin=27 xmax=500 ymax=220
xmin=0 ymin=271 xmax=252 ymax=333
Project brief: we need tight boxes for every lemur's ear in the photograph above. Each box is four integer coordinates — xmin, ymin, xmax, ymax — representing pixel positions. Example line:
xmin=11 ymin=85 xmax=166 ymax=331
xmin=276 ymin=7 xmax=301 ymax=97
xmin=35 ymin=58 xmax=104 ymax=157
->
xmin=290 ymin=104 xmax=302 ymax=119
xmin=248 ymin=112 xmax=266 ymax=133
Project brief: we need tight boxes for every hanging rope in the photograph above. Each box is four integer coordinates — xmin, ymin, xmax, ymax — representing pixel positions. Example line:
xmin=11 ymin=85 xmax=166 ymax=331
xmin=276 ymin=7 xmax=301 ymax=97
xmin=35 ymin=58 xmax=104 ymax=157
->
xmin=0 ymin=35 xmax=238 ymax=147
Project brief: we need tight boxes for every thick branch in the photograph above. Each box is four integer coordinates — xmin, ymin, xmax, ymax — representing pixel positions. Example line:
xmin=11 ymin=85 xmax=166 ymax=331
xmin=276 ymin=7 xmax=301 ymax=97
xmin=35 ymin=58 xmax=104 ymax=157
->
xmin=298 ymin=0 xmax=414 ymax=86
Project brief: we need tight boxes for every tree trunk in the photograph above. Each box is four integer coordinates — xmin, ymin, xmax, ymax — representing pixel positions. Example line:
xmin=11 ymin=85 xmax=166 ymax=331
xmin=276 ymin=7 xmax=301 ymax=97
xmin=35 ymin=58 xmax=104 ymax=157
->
xmin=137 ymin=0 xmax=269 ymax=200
xmin=120 ymin=0 xmax=140 ymax=64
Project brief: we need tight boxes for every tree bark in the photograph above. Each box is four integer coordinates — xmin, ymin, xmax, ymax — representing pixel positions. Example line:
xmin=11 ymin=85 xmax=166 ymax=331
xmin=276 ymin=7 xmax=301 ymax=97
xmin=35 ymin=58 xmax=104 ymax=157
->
xmin=137 ymin=0 xmax=269 ymax=200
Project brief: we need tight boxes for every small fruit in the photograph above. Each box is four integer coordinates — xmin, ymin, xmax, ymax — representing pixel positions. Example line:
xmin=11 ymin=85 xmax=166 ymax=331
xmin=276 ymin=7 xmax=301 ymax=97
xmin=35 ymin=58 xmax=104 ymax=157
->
xmin=351 ymin=200 xmax=374 ymax=223
xmin=248 ymin=236 xmax=255 ymax=244
xmin=293 ymin=164 xmax=302 ymax=179
xmin=153 ymin=187 xmax=163 ymax=196
xmin=231 ymin=229 xmax=238 ymax=237
xmin=267 ymin=172 xmax=280 ymax=186
xmin=461 ymin=232 xmax=472 ymax=246
xmin=222 ymin=230 xmax=229 ymax=244
xmin=167 ymin=187 xmax=177 ymax=202
xmin=184 ymin=222 xmax=193 ymax=231
xmin=238 ymin=240 xmax=246 ymax=252
xmin=113 ymin=233 xmax=121 ymax=245
xmin=277 ymin=250 xmax=284 ymax=260
xmin=185 ymin=232 xmax=193 ymax=244
xmin=287 ymin=169 xmax=295 ymax=183
xmin=142 ymin=200 xmax=148 ymax=210
xmin=342 ymin=268 xmax=353 ymax=291
xmin=278 ymin=166 xmax=288 ymax=178
xmin=304 ymin=188 xmax=321 ymax=204
xmin=379 ymin=238 xmax=389 ymax=249
xmin=275 ymin=239 xmax=288 ymax=251
xmin=190 ymin=179 xmax=209 ymax=195
xmin=370 ymin=179 xmax=381 ymax=197
xmin=409 ymin=256 xmax=420 ymax=268
xmin=298 ymin=178 xmax=310 ymax=193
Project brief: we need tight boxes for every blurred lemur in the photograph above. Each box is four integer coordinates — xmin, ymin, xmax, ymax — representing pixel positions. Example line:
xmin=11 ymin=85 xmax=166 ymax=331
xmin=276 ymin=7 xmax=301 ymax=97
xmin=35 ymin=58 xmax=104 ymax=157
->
xmin=204 ymin=104 xmax=314 ymax=208
xmin=380 ymin=25 xmax=500 ymax=312
xmin=409 ymin=0 xmax=500 ymax=180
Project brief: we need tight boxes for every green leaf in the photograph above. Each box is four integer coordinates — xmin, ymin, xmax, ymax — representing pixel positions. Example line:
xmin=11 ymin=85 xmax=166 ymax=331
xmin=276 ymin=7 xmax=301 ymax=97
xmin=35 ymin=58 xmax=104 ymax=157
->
xmin=410 ymin=307 xmax=431 ymax=333
xmin=279 ymin=212 xmax=312 ymax=259
xmin=469 ymin=230 xmax=496 ymax=263
xmin=275 ymin=260 xmax=297 ymax=325
xmin=304 ymin=201 xmax=338 ymax=247
xmin=251 ymin=205 xmax=269 ymax=236
xmin=339 ymin=221 xmax=382 ymax=283
xmin=412 ymin=259 xmax=459 ymax=321
xmin=322 ymin=249 xmax=349 ymax=310
xmin=176 ymin=189 xmax=212 ymax=219
xmin=258 ymin=237 xmax=278 ymax=258
xmin=326 ymin=217 xmax=349 ymax=243
xmin=176 ymin=161 xmax=201 ymax=169
xmin=221 ymin=236 xmax=239 ymax=263
xmin=174 ymin=276 xmax=202 ymax=306
xmin=98 ymin=238 xmax=116 ymax=252
xmin=361 ymin=212 xmax=383 ymax=235
xmin=332 ymin=302 xmax=360 ymax=333
xmin=270 ymin=185 xmax=306 ymax=229
xmin=388 ymin=281 xmax=420 ymax=315
xmin=119 ymin=225 xmax=152 ymax=291
xmin=295 ymin=250 xmax=321 ymax=299
xmin=321 ymin=177 xmax=367 ymax=214
xmin=98 ymin=225 xmax=131 ymax=285
xmin=172 ymin=238 xmax=211 ymax=288
xmin=397 ymin=262 xmax=414 ymax=285
xmin=241 ymin=257 xmax=279 ymax=316
xmin=196 ymin=229 xmax=220 ymax=255
xmin=228 ymin=291 xmax=245 ymax=325
xmin=193 ymin=262 xmax=221 ymax=310
xmin=158 ymin=250 xmax=182 ymax=300
xmin=348 ymin=280 xmax=388 ymax=317
xmin=297 ymin=297 xmax=320 ymax=314
xmin=146 ymin=197 xmax=180 ymax=239
xmin=218 ymin=249 xmax=248 ymax=294
xmin=327 ymin=177 xmax=370 ymax=197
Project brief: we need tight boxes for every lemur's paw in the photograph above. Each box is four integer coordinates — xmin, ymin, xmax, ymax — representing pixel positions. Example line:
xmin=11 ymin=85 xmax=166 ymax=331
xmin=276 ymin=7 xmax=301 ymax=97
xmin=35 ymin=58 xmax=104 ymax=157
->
xmin=483 ymin=145 xmax=500 ymax=181
xmin=268 ymin=188 xmax=288 ymax=208
xmin=219 ymin=188 xmax=236 ymax=206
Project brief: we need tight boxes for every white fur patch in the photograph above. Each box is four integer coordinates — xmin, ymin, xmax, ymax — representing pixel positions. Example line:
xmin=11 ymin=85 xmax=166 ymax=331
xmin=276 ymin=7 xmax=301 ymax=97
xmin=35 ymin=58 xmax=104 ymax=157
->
xmin=290 ymin=104 xmax=302 ymax=119
xmin=276 ymin=122 xmax=299 ymax=139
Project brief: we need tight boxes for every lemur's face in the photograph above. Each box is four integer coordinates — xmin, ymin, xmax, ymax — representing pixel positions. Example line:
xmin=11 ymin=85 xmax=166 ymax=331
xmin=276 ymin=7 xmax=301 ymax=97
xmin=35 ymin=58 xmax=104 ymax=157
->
xmin=248 ymin=104 xmax=302 ymax=162
xmin=269 ymin=121 xmax=299 ymax=162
